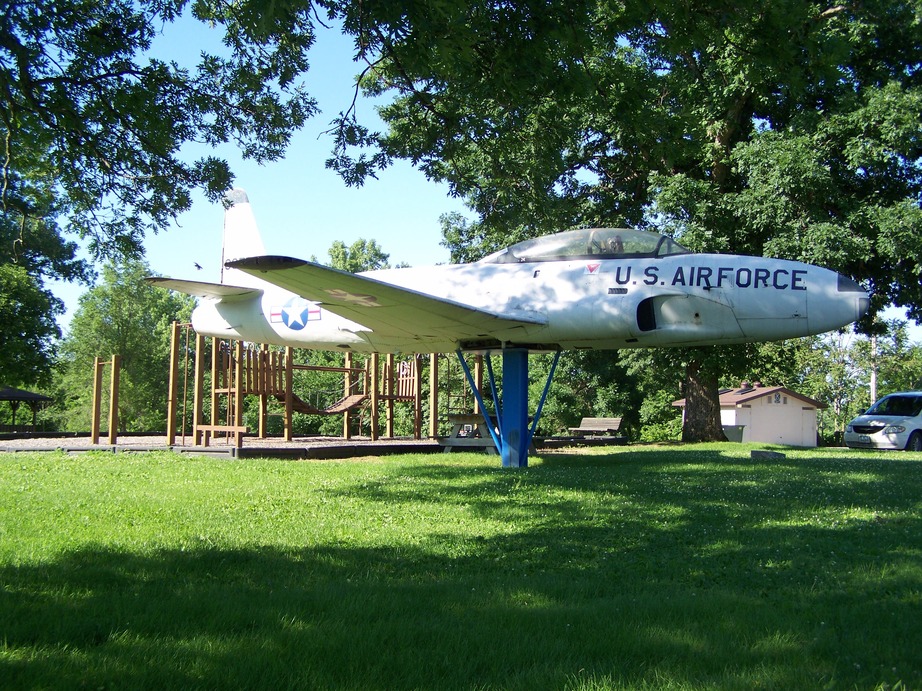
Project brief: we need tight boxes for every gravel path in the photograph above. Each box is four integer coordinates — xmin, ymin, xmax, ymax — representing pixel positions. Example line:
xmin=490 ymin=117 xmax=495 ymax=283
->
xmin=0 ymin=434 xmax=440 ymax=456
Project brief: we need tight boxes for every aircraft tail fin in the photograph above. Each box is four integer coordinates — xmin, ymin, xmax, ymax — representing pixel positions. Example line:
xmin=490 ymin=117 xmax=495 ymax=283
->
xmin=220 ymin=188 xmax=268 ymax=288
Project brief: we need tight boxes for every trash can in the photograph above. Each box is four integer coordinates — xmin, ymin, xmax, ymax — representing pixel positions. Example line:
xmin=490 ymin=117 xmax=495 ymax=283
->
xmin=723 ymin=425 xmax=745 ymax=442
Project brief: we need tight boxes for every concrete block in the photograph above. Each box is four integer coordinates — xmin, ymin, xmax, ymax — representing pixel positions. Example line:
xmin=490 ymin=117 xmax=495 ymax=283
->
xmin=751 ymin=450 xmax=786 ymax=461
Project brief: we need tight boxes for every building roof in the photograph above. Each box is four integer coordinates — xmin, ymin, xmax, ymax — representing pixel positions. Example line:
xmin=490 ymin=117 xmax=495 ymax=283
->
xmin=672 ymin=383 xmax=827 ymax=409
xmin=0 ymin=386 xmax=53 ymax=403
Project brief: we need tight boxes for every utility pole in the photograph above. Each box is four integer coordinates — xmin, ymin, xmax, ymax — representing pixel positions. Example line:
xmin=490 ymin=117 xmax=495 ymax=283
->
xmin=870 ymin=334 xmax=878 ymax=403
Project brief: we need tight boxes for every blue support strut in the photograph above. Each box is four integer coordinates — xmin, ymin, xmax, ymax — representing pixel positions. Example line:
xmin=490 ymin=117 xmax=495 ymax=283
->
xmin=455 ymin=349 xmax=561 ymax=468
xmin=501 ymin=349 xmax=530 ymax=467
xmin=526 ymin=350 xmax=561 ymax=454
xmin=455 ymin=352 xmax=502 ymax=453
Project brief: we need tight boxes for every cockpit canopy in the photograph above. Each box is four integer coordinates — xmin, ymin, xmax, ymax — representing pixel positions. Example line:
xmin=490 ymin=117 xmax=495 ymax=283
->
xmin=478 ymin=228 xmax=691 ymax=264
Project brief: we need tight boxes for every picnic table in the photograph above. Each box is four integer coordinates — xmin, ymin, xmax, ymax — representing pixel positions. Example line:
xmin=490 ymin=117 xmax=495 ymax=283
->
xmin=439 ymin=413 xmax=498 ymax=454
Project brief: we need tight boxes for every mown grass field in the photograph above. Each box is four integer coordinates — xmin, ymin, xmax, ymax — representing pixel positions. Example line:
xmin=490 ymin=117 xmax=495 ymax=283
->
xmin=1 ymin=444 xmax=920 ymax=689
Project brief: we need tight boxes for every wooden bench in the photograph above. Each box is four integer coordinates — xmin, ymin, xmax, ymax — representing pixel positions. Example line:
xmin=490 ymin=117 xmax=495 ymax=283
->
xmin=567 ymin=417 xmax=622 ymax=437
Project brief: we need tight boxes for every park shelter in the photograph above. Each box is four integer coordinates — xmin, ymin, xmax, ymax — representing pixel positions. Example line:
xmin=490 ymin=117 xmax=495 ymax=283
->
xmin=0 ymin=386 xmax=52 ymax=433
xmin=673 ymin=383 xmax=827 ymax=447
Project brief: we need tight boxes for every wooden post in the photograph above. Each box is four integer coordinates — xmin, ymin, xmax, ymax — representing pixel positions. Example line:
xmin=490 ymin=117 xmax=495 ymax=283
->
xmin=258 ymin=344 xmax=269 ymax=438
xmin=429 ymin=353 xmax=439 ymax=438
xmin=343 ymin=352 xmax=353 ymax=440
xmin=91 ymin=356 xmax=104 ymax=444
xmin=284 ymin=346 xmax=294 ymax=442
xmin=193 ymin=332 xmax=205 ymax=445
xmin=107 ymin=355 xmax=120 ymax=444
xmin=207 ymin=337 xmax=220 ymax=447
xmin=370 ymin=353 xmax=379 ymax=441
xmin=234 ymin=340 xmax=245 ymax=448
xmin=414 ymin=354 xmax=423 ymax=439
xmin=167 ymin=321 xmax=181 ymax=445
xmin=385 ymin=353 xmax=395 ymax=438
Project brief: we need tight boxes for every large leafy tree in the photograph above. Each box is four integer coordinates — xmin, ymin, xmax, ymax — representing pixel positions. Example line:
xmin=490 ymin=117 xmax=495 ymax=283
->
xmin=0 ymin=155 xmax=90 ymax=385
xmin=324 ymin=0 xmax=922 ymax=440
xmin=321 ymin=238 xmax=392 ymax=273
xmin=0 ymin=263 xmax=62 ymax=385
xmin=50 ymin=258 xmax=194 ymax=432
xmin=869 ymin=324 xmax=922 ymax=395
xmin=0 ymin=0 xmax=319 ymax=384
xmin=527 ymin=350 xmax=643 ymax=438
xmin=0 ymin=0 xmax=317 ymax=253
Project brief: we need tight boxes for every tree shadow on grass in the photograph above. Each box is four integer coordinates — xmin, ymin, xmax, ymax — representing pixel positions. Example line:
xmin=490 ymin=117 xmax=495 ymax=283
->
xmin=2 ymin=449 xmax=921 ymax=689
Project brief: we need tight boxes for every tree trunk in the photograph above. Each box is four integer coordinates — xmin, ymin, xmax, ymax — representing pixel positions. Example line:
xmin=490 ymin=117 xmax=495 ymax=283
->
xmin=681 ymin=357 xmax=727 ymax=442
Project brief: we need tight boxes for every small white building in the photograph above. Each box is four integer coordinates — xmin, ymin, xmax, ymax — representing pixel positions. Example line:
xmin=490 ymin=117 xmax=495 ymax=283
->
xmin=673 ymin=383 xmax=827 ymax=447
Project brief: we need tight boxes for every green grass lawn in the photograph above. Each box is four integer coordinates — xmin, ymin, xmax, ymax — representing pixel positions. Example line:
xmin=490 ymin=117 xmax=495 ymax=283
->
xmin=1 ymin=444 xmax=920 ymax=689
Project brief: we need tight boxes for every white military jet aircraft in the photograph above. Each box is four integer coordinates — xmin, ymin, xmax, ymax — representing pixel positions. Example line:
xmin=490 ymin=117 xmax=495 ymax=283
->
xmin=149 ymin=189 xmax=868 ymax=466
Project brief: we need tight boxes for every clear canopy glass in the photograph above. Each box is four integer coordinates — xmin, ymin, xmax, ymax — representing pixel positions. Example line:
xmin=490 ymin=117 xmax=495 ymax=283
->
xmin=478 ymin=228 xmax=690 ymax=264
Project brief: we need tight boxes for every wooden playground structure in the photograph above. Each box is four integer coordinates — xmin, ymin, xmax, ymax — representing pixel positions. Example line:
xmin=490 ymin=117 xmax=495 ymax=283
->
xmin=90 ymin=355 xmax=121 ymax=444
xmin=163 ymin=322 xmax=484 ymax=449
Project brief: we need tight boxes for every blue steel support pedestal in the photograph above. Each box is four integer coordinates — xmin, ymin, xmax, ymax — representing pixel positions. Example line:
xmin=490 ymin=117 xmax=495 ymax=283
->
xmin=456 ymin=349 xmax=560 ymax=468
xmin=500 ymin=349 xmax=530 ymax=467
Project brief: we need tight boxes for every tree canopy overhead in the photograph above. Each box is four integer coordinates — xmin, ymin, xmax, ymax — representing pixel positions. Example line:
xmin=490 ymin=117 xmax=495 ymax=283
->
xmin=328 ymin=0 xmax=922 ymax=325
xmin=7 ymin=0 xmax=917 ymax=316
xmin=3 ymin=0 xmax=920 ymax=435
xmin=0 ymin=0 xmax=318 ymax=256
xmin=0 ymin=0 xmax=322 ymax=385
xmin=320 ymin=0 xmax=921 ymax=440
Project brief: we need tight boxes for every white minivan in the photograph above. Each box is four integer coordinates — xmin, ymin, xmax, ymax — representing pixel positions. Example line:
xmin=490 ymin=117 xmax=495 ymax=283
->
xmin=844 ymin=392 xmax=922 ymax=451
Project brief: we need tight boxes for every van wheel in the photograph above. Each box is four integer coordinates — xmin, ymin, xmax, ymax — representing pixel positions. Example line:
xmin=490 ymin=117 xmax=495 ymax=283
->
xmin=906 ymin=431 xmax=922 ymax=452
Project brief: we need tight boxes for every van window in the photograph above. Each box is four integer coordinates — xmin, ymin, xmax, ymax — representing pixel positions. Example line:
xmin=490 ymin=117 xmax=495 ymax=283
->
xmin=867 ymin=395 xmax=922 ymax=417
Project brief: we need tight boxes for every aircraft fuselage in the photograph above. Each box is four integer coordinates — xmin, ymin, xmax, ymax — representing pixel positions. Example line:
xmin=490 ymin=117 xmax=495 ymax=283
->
xmin=152 ymin=195 xmax=870 ymax=468
xmin=193 ymin=251 xmax=866 ymax=353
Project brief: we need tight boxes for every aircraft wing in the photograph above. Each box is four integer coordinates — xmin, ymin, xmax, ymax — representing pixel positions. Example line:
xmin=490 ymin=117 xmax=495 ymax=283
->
xmin=226 ymin=256 xmax=547 ymax=342
xmin=145 ymin=277 xmax=262 ymax=302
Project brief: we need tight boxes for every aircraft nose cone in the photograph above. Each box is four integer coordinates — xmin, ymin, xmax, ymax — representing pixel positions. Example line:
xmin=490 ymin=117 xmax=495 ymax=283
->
xmin=837 ymin=273 xmax=870 ymax=321
xmin=807 ymin=270 xmax=868 ymax=336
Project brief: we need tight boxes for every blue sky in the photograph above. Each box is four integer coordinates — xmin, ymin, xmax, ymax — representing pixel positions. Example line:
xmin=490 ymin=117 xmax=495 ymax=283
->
xmin=52 ymin=15 xmax=468 ymax=329
xmin=143 ymin=16 xmax=469 ymax=274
